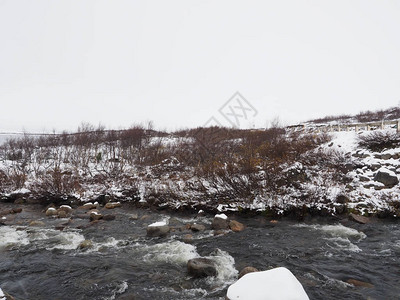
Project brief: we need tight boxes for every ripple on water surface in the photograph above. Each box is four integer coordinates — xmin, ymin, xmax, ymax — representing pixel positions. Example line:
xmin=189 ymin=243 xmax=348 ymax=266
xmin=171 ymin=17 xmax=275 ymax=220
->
xmin=294 ymin=223 xmax=366 ymax=253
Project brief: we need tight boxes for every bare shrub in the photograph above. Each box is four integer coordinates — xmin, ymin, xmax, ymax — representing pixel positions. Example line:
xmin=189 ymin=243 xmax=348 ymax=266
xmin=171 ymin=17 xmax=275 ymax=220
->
xmin=309 ymin=106 xmax=400 ymax=124
xmin=310 ymin=114 xmax=352 ymax=124
xmin=357 ymin=131 xmax=400 ymax=151
xmin=0 ymin=170 xmax=9 ymax=192
xmin=8 ymin=168 xmax=27 ymax=190
xmin=35 ymin=167 xmax=81 ymax=195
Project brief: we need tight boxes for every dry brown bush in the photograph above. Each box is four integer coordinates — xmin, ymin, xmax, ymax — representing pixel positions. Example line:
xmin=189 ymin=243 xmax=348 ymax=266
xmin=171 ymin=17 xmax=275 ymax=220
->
xmin=35 ymin=167 xmax=81 ymax=195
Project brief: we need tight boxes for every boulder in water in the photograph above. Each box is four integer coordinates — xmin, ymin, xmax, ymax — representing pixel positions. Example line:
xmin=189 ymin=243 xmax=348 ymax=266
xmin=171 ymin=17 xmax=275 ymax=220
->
xmin=229 ymin=220 xmax=245 ymax=232
xmin=146 ymin=222 xmax=170 ymax=237
xmin=59 ymin=205 xmax=73 ymax=214
xmin=212 ymin=214 xmax=229 ymax=230
xmin=57 ymin=210 xmax=68 ymax=218
xmin=29 ymin=220 xmax=45 ymax=227
xmin=187 ymin=258 xmax=217 ymax=278
xmin=105 ymin=202 xmax=121 ymax=209
xmin=346 ymin=279 xmax=374 ymax=288
xmin=190 ymin=223 xmax=206 ymax=232
xmin=226 ymin=267 xmax=309 ymax=300
xmin=79 ymin=239 xmax=93 ymax=250
xmin=89 ymin=211 xmax=103 ymax=221
xmin=82 ymin=202 xmax=97 ymax=210
xmin=11 ymin=208 xmax=22 ymax=214
xmin=349 ymin=213 xmax=370 ymax=224
xmin=45 ymin=207 xmax=58 ymax=216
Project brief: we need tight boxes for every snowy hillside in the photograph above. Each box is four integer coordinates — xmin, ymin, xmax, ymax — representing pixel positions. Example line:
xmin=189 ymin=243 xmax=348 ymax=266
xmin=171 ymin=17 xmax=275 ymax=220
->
xmin=0 ymin=124 xmax=399 ymax=218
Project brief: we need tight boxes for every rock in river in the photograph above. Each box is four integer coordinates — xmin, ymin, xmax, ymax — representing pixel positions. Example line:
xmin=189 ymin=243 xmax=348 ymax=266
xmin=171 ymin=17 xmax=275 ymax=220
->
xmin=212 ymin=213 xmax=229 ymax=230
xmin=349 ymin=213 xmax=370 ymax=224
xmin=190 ymin=223 xmax=206 ymax=232
xmin=146 ymin=221 xmax=170 ymax=237
xmin=346 ymin=279 xmax=374 ymax=288
xmin=105 ymin=202 xmax=121 ymax=209
xmin=229 ymin=220 xmax=245 ymax=232
xmin=79 ymin=239 xmax=93 ymax=250
xmin=89 ymin=211 xmax=103 ymax=221
xmin=45 ymin=207 xmax=58 ymax=216
xmin=59 ymin=205 xmax=73 ymax=214
xmin=187 ymin=258 xmax=217 ymax=278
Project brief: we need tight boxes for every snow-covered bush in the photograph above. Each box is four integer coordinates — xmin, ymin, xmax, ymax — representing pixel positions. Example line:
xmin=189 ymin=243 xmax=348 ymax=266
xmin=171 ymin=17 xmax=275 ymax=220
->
xmin=357 ymin=130 xmax=400 ymax=152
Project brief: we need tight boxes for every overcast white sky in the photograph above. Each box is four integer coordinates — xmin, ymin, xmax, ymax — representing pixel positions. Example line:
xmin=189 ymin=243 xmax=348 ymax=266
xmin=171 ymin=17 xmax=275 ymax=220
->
xmin=1 ymin=0 xmax=400 ymax=132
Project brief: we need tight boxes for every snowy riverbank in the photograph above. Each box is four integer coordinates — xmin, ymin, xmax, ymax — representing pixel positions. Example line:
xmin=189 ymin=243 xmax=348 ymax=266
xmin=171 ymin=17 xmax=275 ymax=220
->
xmin=1 ymin=127 xmax=400 ymax=218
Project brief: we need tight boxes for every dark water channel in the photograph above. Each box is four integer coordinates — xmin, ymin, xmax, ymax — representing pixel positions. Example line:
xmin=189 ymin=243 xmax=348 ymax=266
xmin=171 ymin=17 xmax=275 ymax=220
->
xmin=0 ymin=203 xmax=399 ymax=299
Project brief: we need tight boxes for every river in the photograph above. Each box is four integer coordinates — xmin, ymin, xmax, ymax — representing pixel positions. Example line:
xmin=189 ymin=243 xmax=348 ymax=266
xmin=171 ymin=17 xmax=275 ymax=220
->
xmin=0 ymin=203 xmax=399 ymax=299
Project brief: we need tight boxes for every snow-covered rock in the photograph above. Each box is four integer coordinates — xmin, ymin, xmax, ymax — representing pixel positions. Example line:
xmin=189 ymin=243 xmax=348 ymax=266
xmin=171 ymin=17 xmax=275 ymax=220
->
xmin=147 ymin=221 xmax=170 ymax=237
xmin=226 ymin=267 xmax=309 ymax=300
xmin=215 ymin=213 xmax=228 ymax=220
xmin=45 ymin=207 xmax=58 ymax=216
xmin=212 ymin=214 xmax=229 ymax=230
xmin=105 ymin=202 xmax=121 ymax=209
xmin=89 ymin=210 xmax=103 ymax=221
xmin=374 ymin=167 xmax=399 ymax=187
xmin=0 ymin=287 xmax=5 ymax=300
xmin=148 ymin=221 xmax=168 ymax=227
xmin=82 ymin=202 xmax=97 ymax=210
xmin=59 ymin=205 xmax=72 ymax=213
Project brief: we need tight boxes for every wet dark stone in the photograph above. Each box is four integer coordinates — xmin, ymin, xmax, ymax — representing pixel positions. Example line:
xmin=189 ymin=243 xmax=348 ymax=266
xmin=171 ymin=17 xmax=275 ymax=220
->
xmin=190 ymin=223 xmax=206 ymax=232
xmin=349 ymin=213 xmax=370 ymax=224
xmin=187 ymin=258 xmax=217 ymax=278
xmin=146 ymin=225 xmax=170 ymax=237
xmin=212 ymin=217 xmax=229 ymax=230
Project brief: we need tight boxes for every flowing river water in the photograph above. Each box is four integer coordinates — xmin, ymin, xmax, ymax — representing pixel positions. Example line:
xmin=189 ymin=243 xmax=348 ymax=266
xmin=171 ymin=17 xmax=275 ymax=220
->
xmin=0 ymin=203 xmax=399 ymax=300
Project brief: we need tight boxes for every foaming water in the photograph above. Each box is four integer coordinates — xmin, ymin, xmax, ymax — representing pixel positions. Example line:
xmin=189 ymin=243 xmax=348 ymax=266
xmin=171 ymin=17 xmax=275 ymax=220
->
xmin=296 ymin=223 xmax=366 ymax=240
xmin=44 ymin=229 xmax=85 ymax=250
xmin=206 ymin=249 xmax=238 ymax=283
xmin=80 ymin=237 xmax=127 ymax=254
xmin=0 ymin=226 xmax=29 ymax=249
xmin=108 ymin=281 xmax=128 ymax=300
xmin=295 ymin=223 xmax=366 ymax=252
xmin=0 ymin=226 xmax=85 ymax=251
xmin=325 ymin=237 xmax=362 ymax=252
xmin=141 ymin=240 xmax=199 ymax=264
